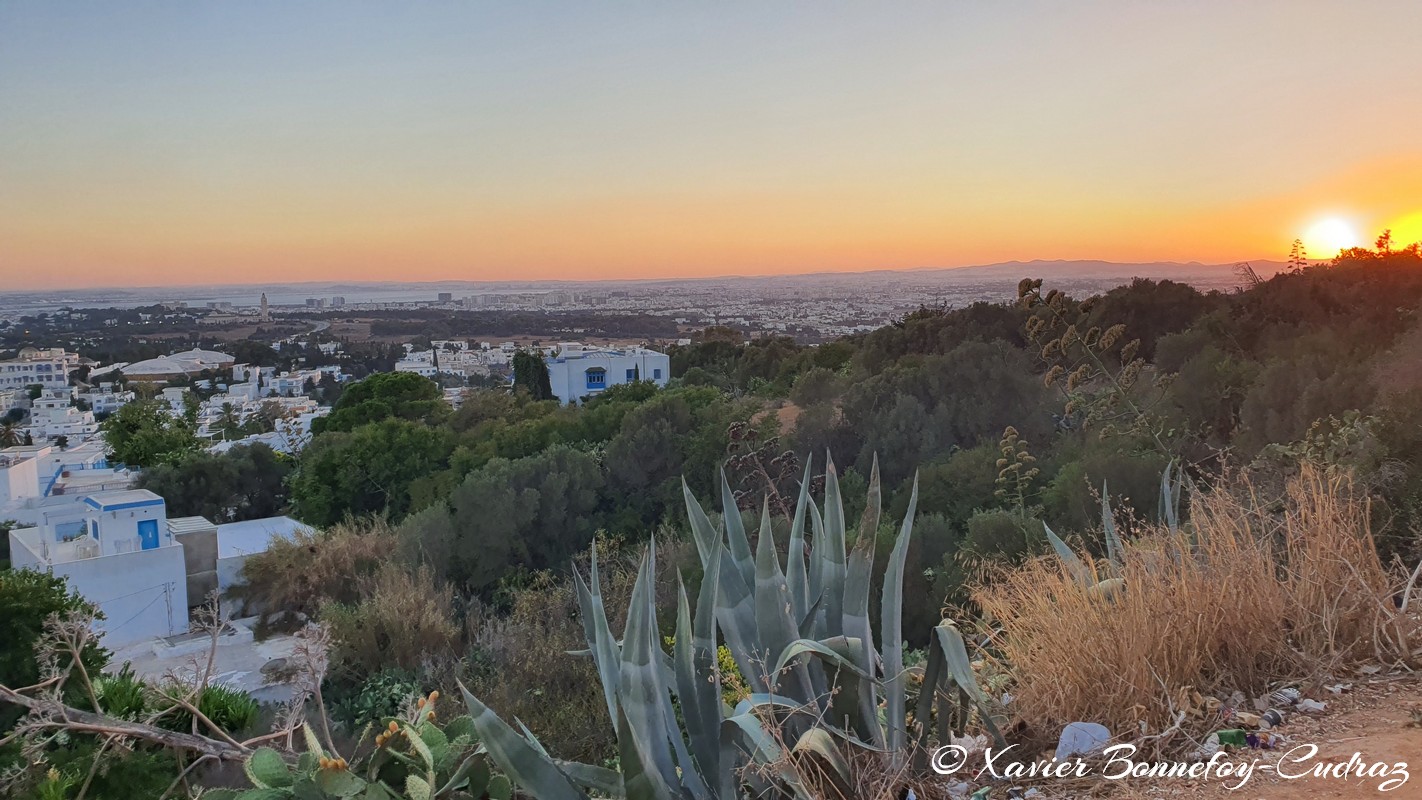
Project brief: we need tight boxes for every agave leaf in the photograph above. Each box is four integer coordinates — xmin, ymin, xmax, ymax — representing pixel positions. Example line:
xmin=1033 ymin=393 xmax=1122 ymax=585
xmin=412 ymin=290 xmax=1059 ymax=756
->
xmin=754 ymin=499 xmax=798 ymax=664
xmin=786 ymin=456 xmax=813 ymax=621
xmin=932 ymin=624 xmax=1005 ymax=748
xmin=910 ymin=627 xmax=945 ymax=772
xmin=615 ymin=704 xmax=657 ymax=800
xmin=882 ymin=471 xmax=919 ymax=762
xmin=855 ymin=454 xmax=881 ymax=545
xmin=673 ymin=577 xmax=720 ymax=787
xmin=820 ymin=455 xmax=847 ymax=638
xmin=617 ymin=546 xmax=683 ymax=797
xmin=572 ymin=542 xmax=621 ymax=727
xmin=792 ymin=728 xmax=852 ymax=789
xmin=554 ymin=760 xmax=626 ymax=798
xmin=720 ymin=468 xmax=755 ymax=587
xmin=711 ymin=543 xmax=770 ymax=694
xmin=805 ymin=500 xmax=826 ymax=637
xmin=682 ymin=478 xmax=722 ymax=566
xmin=720 ymin=714 xmax=816 ymax=800
xmin=1160 ymin=460 xmax=1179 ymax=534
xmin=458 ymin=683 xmax=588 ymax=800
xmin=773 ymin=637 xmax=873 ymax=681
xmin=1043 ymin=522 xmax=1092 ymax=588
xmin=1102 ymin=480 xmax=1124 ymax=572
xmin=843 ymin=534 xmax=882 ymax=746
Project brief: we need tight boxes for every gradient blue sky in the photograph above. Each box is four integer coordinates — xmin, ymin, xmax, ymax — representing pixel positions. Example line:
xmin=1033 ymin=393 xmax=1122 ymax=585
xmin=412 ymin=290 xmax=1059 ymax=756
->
xmin=3 ymin=2 xmax=1421 ymax=289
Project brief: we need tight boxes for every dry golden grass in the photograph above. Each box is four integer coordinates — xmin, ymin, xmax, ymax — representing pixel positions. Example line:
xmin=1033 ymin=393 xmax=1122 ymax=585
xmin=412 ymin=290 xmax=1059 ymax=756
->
xmin=974 ymin=465 xmax=1418 ymax=749
xmin=322 ymin=563 xmax=461 ymax=675
xmin=233 ymin=517 xmax=396 ymax=626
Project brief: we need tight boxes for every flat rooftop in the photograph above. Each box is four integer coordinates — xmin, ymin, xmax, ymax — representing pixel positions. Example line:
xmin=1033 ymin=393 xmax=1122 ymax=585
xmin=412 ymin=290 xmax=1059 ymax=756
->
xmin=84 ymin=489 xmax=164 ymax=510
xmin=217 ymin=516 xmax=311 ymax=559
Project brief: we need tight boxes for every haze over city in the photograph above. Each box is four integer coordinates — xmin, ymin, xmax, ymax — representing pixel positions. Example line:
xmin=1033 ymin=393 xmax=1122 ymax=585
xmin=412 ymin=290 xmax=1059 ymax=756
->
xmin=3 ymin=1 xmax=1422 ymax=290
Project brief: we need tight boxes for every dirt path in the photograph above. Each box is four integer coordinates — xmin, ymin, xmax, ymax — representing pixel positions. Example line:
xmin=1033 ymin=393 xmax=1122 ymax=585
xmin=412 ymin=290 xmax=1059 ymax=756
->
xmin=1099 ymin=675 xmax=1422 ymax=799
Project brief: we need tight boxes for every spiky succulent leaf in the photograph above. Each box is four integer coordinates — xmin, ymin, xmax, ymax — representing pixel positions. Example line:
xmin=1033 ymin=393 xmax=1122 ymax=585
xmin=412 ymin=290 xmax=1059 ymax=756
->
xmin=786 ymin=456 xmax=813 ymax=620
xmin=458 ymin=683 xmax=588 ymax=800
xmin=615 ymin=545 xmax=684 ymax=798
xmin=792 ymin=728 xmax=852 ymax=788
xmin=720 ymin=468 xmax=755 ymax=586
xmin=1043 ymin=522 xmax=1092 ymax=587
xmin=932 ymin=623 xmax=1005 ymax=747
xmin=882 ymin=471 xmax=919 ymax=761
xmin=1102 ymin=480 xmax=1124 ymax=571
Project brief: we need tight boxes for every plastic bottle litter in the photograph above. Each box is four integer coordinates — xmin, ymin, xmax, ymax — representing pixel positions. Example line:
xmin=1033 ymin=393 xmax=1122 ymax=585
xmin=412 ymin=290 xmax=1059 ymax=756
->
xmin=1054 ymin=721 xmax=1112 ymax=759
xmin=1297 ymin=698 xmax=1327 ymax=713
xmin=1214 ymin=729 xmax=1248 ymax=747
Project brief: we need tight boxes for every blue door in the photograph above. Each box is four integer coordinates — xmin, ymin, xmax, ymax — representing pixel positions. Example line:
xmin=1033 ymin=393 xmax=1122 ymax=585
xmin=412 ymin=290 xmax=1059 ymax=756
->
xmin=137 ymin=519 xmax=159 ymax=551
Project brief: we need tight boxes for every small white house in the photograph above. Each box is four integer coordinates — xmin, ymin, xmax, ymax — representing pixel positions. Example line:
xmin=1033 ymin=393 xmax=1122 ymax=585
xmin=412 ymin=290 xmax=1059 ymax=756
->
xmin=8 ymin=489 xmax=189 ymax=645
xmin=545 ymin=343 xmax=670 ymax=405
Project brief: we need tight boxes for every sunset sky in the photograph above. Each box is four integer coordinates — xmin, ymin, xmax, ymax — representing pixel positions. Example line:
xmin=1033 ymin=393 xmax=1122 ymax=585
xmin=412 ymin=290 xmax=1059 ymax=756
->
xmin=2 ymin=2 xmax=1421 ymax=290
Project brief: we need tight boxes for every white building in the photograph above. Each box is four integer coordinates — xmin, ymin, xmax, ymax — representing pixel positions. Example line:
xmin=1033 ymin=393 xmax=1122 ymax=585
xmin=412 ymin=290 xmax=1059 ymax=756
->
xmin=27 ymin=389 xmax=99 ymax=442
xmin=0 ymin=347 xmax=78 ymax=391
xmin=76 ymin=384 xmax=135 ymax=417
xmin=122 ymin=348 xmax=235 ymax=381
xmin=8 ymin=489 xmax=190 ymax=644
xmin=545 ymin=343 xmax=670 ymax=404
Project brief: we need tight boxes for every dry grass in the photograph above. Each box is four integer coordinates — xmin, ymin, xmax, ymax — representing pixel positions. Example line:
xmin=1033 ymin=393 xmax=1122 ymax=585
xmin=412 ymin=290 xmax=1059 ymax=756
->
xmin=974 ymin=465 xmax=1418 ymax=750
xmin=322 ymin=563 xmax=461 ymax=676
xmin=232 ymin=517 xmax=396 ymax=626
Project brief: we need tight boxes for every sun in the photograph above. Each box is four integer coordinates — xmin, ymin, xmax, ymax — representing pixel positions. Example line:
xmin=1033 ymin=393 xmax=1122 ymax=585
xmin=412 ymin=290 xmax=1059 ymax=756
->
xmin=1301 ymin=217 xmax=1360 ymax=257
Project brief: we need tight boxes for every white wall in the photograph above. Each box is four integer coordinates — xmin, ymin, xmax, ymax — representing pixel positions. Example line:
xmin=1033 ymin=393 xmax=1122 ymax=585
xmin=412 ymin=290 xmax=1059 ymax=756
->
xmin=46 ymin=546 xmax=190 ymax=645
xmin=547 ymin=349 xmax=671 ymax=404
xmin=0 ymin=456 xmax=39 ymax=505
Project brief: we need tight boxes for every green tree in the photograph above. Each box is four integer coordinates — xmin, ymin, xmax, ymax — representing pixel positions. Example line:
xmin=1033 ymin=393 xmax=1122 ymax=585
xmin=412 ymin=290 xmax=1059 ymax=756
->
xmin=512 ymin=349 xmax=554 ymax=401
xmin=398 ymin=445 xmax=603 ymax=594
xmin=311 ymin=371 xmax=446 ymax=434
xmin=99 ymin=400 xmax=200 ymax=467
xmin=136 ymin=443 xmax=293 ymax=523
xmin=291 ymin=419 xmax=454 ymax=526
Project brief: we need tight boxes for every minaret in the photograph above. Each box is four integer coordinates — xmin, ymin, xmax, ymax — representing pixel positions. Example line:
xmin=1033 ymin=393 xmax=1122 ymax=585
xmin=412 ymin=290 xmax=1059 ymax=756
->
xmin=260 ymin=293 xmax=270 ymax=322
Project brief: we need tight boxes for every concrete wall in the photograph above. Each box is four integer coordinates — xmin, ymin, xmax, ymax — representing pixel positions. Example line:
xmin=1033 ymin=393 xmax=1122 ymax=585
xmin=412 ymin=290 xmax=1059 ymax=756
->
xmin=0 ymin=456 xmax=39 ymax=505
xmin=174 ymin=527 xmax=218 ymax=609
xmin=47 ymin=546 xmax=190 ymax=645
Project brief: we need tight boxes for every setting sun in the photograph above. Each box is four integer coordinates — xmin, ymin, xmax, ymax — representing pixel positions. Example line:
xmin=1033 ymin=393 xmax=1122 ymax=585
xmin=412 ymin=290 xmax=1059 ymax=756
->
xmin=1302 ymin=217 xmax=1361 ymax=257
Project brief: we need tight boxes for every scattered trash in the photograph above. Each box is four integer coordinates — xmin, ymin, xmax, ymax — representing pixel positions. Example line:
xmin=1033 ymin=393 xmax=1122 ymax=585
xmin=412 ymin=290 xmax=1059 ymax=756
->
xmin=1268 ymin=687 xmax=1301 ymax=706
xmin=970 ymin=788 xmax=993 ymax=800
xmin=905 ymin=790 xmax=917 ymax=800
xmin=1001 ymin=692 xmax=1014 ymax=706
xmin=1245 ymin=731 xmax=1282 ymax=749
xmin=1325 ymin=682 xmax=1352 ymax=694
xmin=1054 ymin=721 xmax=1112 ymax=760
xmin=1213 ymin=729 xmax=1248 ymax=747
xmin=1260 ymin=709 xmax=1285 ymax=728
xmin=1297 ymin=698 xmax=1327 ymax=713
xmin=1232 ymin=711 xmax=1261 ymax=728
xmin=944 ymin=780 xmax=972 ymax=800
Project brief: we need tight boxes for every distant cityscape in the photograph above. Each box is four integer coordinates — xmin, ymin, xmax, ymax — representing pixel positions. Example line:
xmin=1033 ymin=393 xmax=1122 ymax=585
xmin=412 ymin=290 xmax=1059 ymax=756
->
xmin=0 ymin=259 xmax=1278 ymax=342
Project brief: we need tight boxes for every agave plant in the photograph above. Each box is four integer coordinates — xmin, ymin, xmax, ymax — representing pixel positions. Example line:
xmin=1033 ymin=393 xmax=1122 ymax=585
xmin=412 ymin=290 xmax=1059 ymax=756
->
xmin=1044 ymin=465 xmax=1193 ymax=599
xmin=459 ymin=454 xmax=1004 ymax=800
